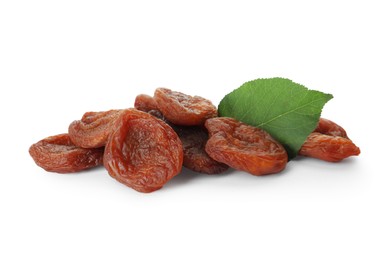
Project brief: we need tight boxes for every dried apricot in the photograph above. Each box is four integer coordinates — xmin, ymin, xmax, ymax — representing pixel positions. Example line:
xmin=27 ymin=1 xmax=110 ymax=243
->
xmin=315 ymin=118 xmax=349 ymax=138
xmin=29 ymin=134 xmax=104 ymax=173
xmin=154 ymin=88 xmax=218 ymax=126
xmin=299 ymin=132 xmax=360 ymax=162
xmin=103 ymin=109 xmax=183 ymax=193
xmin=68 ymin=109 xmax=123 ymax=148
xmin=173 ymin=125 xmax=229 ymax=174
xmin=204 ymin=117 xmax=288 ymax=176
xmin=134 ymin=94 xmax=158 ymax=112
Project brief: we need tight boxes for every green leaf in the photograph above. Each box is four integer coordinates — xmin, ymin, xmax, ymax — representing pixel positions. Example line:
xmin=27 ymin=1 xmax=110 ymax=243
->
xmin=218 ymin=78 xmax=333 ymax=159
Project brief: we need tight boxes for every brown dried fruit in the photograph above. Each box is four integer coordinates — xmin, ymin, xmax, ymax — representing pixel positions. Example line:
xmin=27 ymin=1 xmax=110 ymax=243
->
xmin=29 ymin=134 xmax=104 ymax=173
xmin=103 ymin=109 xmax=183 ymax=193
xmin=146 ymin=110 xmax=227 ymax=174
xmin=315 ymin=118 xmax=349 ymax=138
xmin=134 ymin=94 xmax=159 ymax=112
xmin=204 ymin=117 xmax=288 ymax=176
xmin=154 ymin=88 xmax=218 ymax=126
xmin=173 ymin=125 xmax=229 ymax=174
xmin=68 ymin=109 xmax=123 ymax=148
xmin=147 ymin=109 xmax=166 ymax=121
xmin=299 ymin=132 xmax=360 ymax=162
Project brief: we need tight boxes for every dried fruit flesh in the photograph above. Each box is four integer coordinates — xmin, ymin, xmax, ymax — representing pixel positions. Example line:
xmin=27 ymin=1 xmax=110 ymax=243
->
xmin=68 ymin=109 xmax=123 ymax=148
xmin=315 ymin=118 xmax=349 ymax=138
xmin=204 ymin=117 xmax=288 ymax=176
xmin=147 ymin=109 xmax=166 ymax=121
xmin=173 ymin=125 xmax=229 ymax=174
xmin=154 ymin=88 xmax=218 ymax=126
xmin=29 ymin=134 xmax=104 ymax=173
xmin=134 ymin=94 xmax=158 ymax=112
xmin=146 ymin=110 xmax=227 ymax=174
xmin=299 ymin=132 xmax=360 ymax=162
xmin=104 ymin=109 xmax=183 ymax=193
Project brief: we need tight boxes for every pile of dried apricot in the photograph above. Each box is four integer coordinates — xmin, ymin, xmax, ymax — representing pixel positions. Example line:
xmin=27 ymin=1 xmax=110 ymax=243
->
xmin=29 ymin=88 xmax=360 ymax=193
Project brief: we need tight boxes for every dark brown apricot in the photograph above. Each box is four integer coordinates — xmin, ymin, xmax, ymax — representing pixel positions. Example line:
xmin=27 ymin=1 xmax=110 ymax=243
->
xmin=173 ymin=125 xmax=229 ymax=174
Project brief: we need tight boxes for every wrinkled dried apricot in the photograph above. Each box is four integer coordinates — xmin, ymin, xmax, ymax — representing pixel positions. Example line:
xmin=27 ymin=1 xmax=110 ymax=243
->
xmin=315 ymin=118 xmax=348 ymax=138
xmin=104 ymin=109 xmax=183 ymax=193
xmin=173 ymin=125 xmax=229 ymax=174
xmin=204 ymin=117 xmax=288 ymax=176
xmin=134 ymin=94 xmax=158 ymax=112
xmin=299 ymin=132 xmax=360 ymax=162
xmin=68 ymin=109 xmax=123 ymax=148
xmin=29 ymin=134 xmax=104 ymax=173
xmin=154 ymin=88 xmax=218 ymax=126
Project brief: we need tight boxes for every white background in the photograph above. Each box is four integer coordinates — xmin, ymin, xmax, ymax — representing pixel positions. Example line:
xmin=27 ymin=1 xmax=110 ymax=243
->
xmin=1 ymin=1 xmax=389 ymax=259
